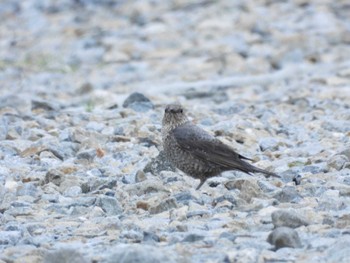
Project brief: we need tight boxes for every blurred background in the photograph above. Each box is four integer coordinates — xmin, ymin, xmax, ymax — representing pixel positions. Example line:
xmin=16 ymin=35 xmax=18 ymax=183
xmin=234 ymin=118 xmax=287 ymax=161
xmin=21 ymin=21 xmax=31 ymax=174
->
xmin=1 ymin=0 xmax=349 ymax=105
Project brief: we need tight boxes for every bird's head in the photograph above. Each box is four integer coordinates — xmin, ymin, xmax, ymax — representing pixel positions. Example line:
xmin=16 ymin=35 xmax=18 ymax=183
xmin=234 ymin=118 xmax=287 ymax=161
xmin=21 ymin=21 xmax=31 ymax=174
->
xmin=162 ymin=104 xmax=189 ymax=129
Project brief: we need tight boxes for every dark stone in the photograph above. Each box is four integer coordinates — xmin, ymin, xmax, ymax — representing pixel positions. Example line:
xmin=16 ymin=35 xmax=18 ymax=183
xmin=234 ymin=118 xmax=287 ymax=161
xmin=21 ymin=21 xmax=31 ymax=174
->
xmin=182 ymin=233 xmax=205 ymax=243
xmin=76 ymin=149 xmax=96 ymax=161
xmin=45 ymin=169 xmax=64 ymax=186
xmin=143 ymin=150 xmax=176 ymax=175
xmin=122 ymin=92 xmax=154 ymax=112
xmin=31 ymin=99 xmax=60 ymax=111
xmin=143 ymin=231 xmax=160 ymax=243
xmin=273 ymin=186 xmax=302 ymax=203
xmin=293 ymin=174 xmax=302 ymax=185
xmin=267 ymin=227 xmax=302 ymax=249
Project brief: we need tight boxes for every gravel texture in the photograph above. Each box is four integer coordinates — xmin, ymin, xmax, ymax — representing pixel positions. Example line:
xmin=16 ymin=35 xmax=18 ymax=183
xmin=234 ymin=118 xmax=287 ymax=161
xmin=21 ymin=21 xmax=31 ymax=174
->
xmin=0 ymin=0 xmax=350 ymax=262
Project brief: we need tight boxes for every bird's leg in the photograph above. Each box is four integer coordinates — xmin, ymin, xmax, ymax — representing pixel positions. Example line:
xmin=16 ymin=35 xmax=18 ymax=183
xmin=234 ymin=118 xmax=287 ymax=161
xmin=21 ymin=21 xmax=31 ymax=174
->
xmin=196 ymin=178 xmax=207 ymax=190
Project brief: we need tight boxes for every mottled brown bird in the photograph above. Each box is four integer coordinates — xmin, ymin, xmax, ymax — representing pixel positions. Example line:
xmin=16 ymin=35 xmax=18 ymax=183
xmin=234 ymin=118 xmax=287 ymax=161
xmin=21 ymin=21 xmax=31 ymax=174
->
xmin=162 ymin=104 xmax=279 ymax=190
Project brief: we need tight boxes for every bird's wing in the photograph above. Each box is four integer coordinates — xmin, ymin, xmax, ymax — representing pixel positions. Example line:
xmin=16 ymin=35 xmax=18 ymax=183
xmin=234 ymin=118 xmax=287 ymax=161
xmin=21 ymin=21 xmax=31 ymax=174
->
xmin=172 ymin=124 xmax=255 ymax=172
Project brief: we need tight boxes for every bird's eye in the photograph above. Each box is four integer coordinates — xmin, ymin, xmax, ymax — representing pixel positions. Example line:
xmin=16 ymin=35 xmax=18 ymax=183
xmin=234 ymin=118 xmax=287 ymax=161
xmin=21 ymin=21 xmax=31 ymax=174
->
xmin=179 ymin=109 xmax=183 ymax=113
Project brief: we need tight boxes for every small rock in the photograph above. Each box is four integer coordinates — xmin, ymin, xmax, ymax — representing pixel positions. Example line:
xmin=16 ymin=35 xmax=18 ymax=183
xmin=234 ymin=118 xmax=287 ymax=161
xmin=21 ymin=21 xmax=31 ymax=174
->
xmin=143 ymin=150 xmax=176 ymax=175
xmin=125 ymin=179 xmax=168 ymax=196
xmin=219 ymin=232 xmax=237 ymax=242
xmin=272 ymin=210 xmax=309 ymax=228
xmin=335 ymin=214 xmax=350 ymax=228
xmin=182 ymin=233 xmax=205 ymax=243
xmin=143 ymin=231 xmax=160 ymax=243
xmin=16 ymin=182 xmax=39 ymax=197
xmin=76 ymin=149 xmax=96 ymax=161
xmin=149 ymin=197 xmax=177 ymax=214
xmin=63 ymin=186 xmax=82 ymax=197
xmin=267 ymin=227 xmax=302 ymax=249
xmin=43 ymin=248 xmax=88 ymax=263
xmin=106 ymin=244 xmax=175 ymax=263
xmin=31 ymin=99 xmax=60 ymax=111
xmin=225 ymin=179 xmax=263 ymax=202
xmin=135 ymin=170 xmax=147 ymax=183
xmin=259 ymin=137 xmax=281 ymax=151
xmin=86 ymin=121 xmax=105 ymax=132
xmin=122 ymin=92 xmax=154 ymax=112
xmin=326 ymin=236 xmax=350 ymax=262
xmin=44 ymin=169 xmax=64 ymax=186
xmin=95 ymin=196 xmax=123 ymax=216
xmin=293 ymin=174 xmax=302 ymax=185
xmin=339 ymin=148 xmax=350 ymax=160
xmin=174 ymin=191 xmax=201 ymax=205
xmin=0 ymin=230 xmax=22 ymax=245
xmin=273 ymin=186 xmax=302 ymax=203
xmin=327 ymin=155 xmax=348 ymax=171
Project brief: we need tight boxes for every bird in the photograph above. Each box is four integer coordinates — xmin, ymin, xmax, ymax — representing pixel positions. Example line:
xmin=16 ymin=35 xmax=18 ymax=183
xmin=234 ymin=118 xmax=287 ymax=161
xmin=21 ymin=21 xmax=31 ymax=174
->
xmin=162 ymin=103 xmax=279 ymax=190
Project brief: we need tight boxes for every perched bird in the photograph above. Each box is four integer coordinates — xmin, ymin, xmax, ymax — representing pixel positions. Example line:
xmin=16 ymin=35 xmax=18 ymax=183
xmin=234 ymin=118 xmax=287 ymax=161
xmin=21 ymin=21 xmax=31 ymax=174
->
xmin=162 ymin=103 xmax=279 ymax=190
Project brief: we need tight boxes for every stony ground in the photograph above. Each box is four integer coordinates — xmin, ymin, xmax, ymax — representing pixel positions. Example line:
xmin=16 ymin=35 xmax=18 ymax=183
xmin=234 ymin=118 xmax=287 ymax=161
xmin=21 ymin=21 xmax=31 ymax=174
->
xmin=1 ymin=0 xmax=350 ymax=262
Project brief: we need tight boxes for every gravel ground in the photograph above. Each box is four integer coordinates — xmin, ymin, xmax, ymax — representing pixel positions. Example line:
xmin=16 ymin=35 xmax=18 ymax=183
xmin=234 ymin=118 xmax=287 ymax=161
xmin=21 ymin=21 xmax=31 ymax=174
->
xmin=1 ymin=0 xmax=350 ymax=262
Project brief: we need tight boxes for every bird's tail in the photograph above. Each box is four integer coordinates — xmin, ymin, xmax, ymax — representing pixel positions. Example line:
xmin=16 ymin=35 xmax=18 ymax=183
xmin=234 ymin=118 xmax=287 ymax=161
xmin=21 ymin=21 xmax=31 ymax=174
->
xmin=243 ymin=162 xmax=280 ymax=178
xmin=251 ymin=166 xmax=280 ymax=178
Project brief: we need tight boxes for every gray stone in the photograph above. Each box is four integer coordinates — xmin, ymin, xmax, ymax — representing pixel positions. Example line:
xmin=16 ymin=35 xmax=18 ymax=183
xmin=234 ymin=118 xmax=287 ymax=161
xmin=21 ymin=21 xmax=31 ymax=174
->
xmin=43 ymin=248 xmax=88 ymax=263
xmin=135 ymin=170 xmax=147 ymax=183
xmin=325 ymin=236 xmax=350 ymax=263
xmin=340 ymin=148 xmax=350 ymax=160
xmin=106 ymin=244 xmax=175 ymax=263
xmin=174 ymin=191 xmax=202 ymax=205
xmin=0 ymin=230 xmax=22 ymax=245
xmin=322 ymin=120 xmax=350 ymax=133
xmin=225 ymin=179 xmax=263 ymax=202
xmin=0 ymin=116 xmax=9 ymax=140
xmin=182 ymin=233 xmax=205 ymax=243
xmin=213 ymin=102 xmax=245 ymax=115
xmin=272 ymin=210 xmax=309 ymax=228
xmin=267 ymin=227 xmax=302 ymax=249
xmin=76 ymin=149 xmax=96 ymax=161
xmin=16 ymin=182 xmax=40 ymax=197
xmin=327 ymin=155 xmax=348 ymax=171
xmin=219 ymin=232 xmax=236 ymax=242
xmin=122 ymin=92 xmax=154 ymax=112
xmin=95 ymin=196 xmax=123 ymax=215
xmin=86 ymin=121 xmax=105 ymax=132
xmin=63 ymin=186 xmax=82 ymax=197
xmin=259 ymin=137 xmax=280 ymax=151
xmin=143 ymin=150 xmax=176 ymax=175
xmin=149 ymin=197 xmax=177 ymax=214
xmin=143 ymin=231 xmax=160 ymax=243
xmin=31 ymin=99 xmax=60 ymax=111
xmin=45 ymin=169 xmax=64 ymax=186
xmin=273 ymin=186 xmax=302 ymax=203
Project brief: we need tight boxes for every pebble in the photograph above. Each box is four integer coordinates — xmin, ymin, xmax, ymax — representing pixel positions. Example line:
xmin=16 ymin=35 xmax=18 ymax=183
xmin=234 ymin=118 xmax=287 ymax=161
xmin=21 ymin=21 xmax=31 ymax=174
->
xmin=149 ymin=197 xmax=177 ymax=214
xmin=95 ymin=196 xmax=123 ymax=216
xmin=106 ymin=244 xmax=175 ymax=263
xmin=327 ymin=155 xmax=348 ymax=171
xmin=267 ymin=227 xmax=302 ymax=249
xmin=271 ymin=210 xmax=310 ymax=228
xmin=43 ymin=248 xmax=88 ymax=263
xmin=122 ymin=92 xmax=154 ymax=112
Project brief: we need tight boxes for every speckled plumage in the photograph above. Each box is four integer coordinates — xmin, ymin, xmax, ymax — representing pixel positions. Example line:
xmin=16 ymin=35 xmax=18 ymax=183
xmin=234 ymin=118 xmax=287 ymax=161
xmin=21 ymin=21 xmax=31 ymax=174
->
xmin=162 ymin=104 xmax=279 ymax=189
